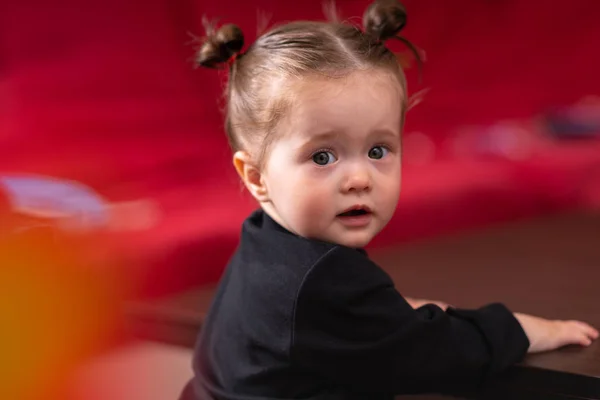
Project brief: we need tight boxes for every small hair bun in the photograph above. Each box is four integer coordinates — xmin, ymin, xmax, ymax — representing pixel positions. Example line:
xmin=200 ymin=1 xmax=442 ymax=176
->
xmin=196 ymin=23 xmax=245 ymax=69
xmin=363 ymin=0 xmax=407 ymax=41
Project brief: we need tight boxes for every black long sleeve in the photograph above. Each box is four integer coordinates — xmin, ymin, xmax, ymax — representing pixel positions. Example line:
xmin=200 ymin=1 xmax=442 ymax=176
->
xmin=291 ymin=246 xmax=529 ymax=396
xmin=183 ymin=210 xmax=529 ymax=400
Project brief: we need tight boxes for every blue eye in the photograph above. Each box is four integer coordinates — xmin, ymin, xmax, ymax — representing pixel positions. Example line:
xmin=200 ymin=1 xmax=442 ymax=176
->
xmin=312 ymin=151 xmax=337 ymax=166
xmin=368 ymin=146 xmax=388 ymax=159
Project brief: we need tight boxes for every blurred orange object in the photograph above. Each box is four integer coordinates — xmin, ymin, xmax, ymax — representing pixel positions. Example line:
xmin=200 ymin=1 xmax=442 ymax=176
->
xmin=0 ymin=228 xmax=130 ymax=400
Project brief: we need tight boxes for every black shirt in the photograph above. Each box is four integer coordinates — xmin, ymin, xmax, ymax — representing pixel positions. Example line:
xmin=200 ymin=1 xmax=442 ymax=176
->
xmin=181 ymin=210 xmax=529 ymax=399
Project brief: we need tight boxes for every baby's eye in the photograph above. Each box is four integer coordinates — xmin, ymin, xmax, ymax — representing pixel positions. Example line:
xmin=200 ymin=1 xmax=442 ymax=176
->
xmin=368 ymin=146 xmax=388 ymax=159
xmin=312 ymin=151 xmax=337 ymax=166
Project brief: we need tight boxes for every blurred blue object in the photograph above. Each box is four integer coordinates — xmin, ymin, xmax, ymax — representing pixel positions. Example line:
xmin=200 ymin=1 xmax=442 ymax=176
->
xmin=544 ymin=98 xmax=600 ymax=139
xmin=0 ymin=174 xmax=110 ymax=229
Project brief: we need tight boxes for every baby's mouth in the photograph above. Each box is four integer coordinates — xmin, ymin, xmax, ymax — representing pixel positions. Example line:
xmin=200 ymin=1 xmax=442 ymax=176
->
xmin=337 ymin=209 xmax=370 ymax=217
xmin=336 ymin=206 xmax=373 ymax=227
xmin=337 ymin=205 xmax=373 ymax=218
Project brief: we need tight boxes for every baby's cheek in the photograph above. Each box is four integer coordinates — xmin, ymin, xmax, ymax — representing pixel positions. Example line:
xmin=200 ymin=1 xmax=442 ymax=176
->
xmin=300 ymin=187 xmax=327 ymax=213
xmin=374 ymin=178 xmax=400 ymax=223
xmin=295 ymin=188 xmax=331 ymax=227
xmin=383 ymin=170 xmax=401 ymax=197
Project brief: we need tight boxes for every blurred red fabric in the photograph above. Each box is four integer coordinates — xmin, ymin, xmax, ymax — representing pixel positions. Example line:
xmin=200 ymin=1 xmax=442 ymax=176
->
xmin=1 ymin=0 xmax=599 ymax=295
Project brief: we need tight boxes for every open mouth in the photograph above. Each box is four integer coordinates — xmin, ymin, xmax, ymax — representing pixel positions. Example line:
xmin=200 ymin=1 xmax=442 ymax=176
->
xmin=337 ymin=206 xmax=373 ymax=227
xmin=338 ymin=209 xmax=368 ymax=217
xmin=337 ymin=207 xmax=371 ymax=217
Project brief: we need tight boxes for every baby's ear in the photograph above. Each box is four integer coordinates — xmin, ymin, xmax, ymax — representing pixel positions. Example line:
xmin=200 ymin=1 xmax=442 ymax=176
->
xmin=233 ymin=151 xmax=269 ymax=202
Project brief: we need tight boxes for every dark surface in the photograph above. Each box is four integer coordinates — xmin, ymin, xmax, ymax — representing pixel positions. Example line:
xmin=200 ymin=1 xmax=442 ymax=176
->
xmin=125 ymin=211 xmax=600 ymax=399
xmin=371 ymin=212 xmax=600 ymax=380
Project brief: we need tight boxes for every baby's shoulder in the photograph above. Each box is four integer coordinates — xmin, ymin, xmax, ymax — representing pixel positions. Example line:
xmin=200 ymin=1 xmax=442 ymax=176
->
xmin=240 ymin=230 xmax=337 ymax=273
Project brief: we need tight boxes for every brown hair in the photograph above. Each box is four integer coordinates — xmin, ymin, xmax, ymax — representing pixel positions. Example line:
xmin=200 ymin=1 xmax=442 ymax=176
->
xmin=196 ymin=0 xmax=421 ymax=165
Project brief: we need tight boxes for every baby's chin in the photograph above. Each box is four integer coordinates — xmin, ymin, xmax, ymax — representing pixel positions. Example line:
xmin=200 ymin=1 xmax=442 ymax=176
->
xmin=313 ymin=232 xmax=375 ymax=249
xmin=335 ymin=237 xmax=373 ymax=249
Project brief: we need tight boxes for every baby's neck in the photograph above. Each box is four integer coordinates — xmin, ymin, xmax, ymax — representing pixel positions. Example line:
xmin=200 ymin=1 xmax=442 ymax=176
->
xmin=260 ymin=205 xmax=369 ymax=250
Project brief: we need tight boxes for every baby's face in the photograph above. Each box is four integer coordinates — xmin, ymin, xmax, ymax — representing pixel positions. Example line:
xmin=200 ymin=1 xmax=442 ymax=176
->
xmin=261 ymin=70 xmax=403 ymax=248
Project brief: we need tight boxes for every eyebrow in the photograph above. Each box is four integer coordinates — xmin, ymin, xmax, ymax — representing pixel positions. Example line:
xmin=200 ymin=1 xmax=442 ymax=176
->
xmin=300 ymin=129 xmax=398 ymax=144
xmin=296 ymin=129 xmax=400 ymax=153
xmin=370 ymin=129 xmax=400 ymax=141
xmin=296 ymin=131 xmax=341 ymax=151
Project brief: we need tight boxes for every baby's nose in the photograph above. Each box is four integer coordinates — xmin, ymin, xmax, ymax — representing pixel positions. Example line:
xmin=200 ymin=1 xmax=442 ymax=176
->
xmin=341 ymin=167 xmax=372 ymax=193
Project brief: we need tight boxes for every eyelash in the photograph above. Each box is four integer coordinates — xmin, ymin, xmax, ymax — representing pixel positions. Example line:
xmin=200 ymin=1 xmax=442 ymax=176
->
xmin=372 ymin=143 xmax=392 ymax=153
xmin=309 ymin=145 xmax=392 ymax=160
xmin=310 ymin=147 xmax=335 ymax=158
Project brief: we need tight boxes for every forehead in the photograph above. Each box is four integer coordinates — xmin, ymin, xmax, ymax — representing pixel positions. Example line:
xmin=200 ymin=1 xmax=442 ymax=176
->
xmin=283 ymin=70 xmax=404 ymax=141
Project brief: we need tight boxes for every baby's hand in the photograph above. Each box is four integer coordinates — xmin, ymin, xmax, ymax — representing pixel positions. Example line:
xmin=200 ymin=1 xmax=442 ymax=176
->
xmin=514 ymin=313 xmax=599 ymax=353
xmin=405 ymin=297 xmax=451 ymax=311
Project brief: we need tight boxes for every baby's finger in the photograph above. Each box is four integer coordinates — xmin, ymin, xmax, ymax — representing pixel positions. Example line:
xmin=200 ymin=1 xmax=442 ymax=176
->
xmin=583 ymin=324 xmax=598 ymax=339
xmin=578 ymin=330 xmax=594 ymax=346
xmin=572 ymin=321 xmax=599 ymax=339
xmin=579 ymin=334 xmax=593 ymax=347
xmin=565 ymin=330 xmax=593 ymax=347
xmin=558 ymin=323 xmax=592 ymax=347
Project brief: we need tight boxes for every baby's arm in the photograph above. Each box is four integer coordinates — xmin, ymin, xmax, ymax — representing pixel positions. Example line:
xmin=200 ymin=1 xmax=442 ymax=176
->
xmin=293 ymin=247 xmax=599 ymax=395
xmin=406 ymin=297 xmax=598 ymax=353
xmin=292 ymin=248 xmax=530 ymax=395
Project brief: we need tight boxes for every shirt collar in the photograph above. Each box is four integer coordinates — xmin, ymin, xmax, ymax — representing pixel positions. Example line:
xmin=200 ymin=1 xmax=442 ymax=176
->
xmin=255 ymin=209 xmax=368 ymax=255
